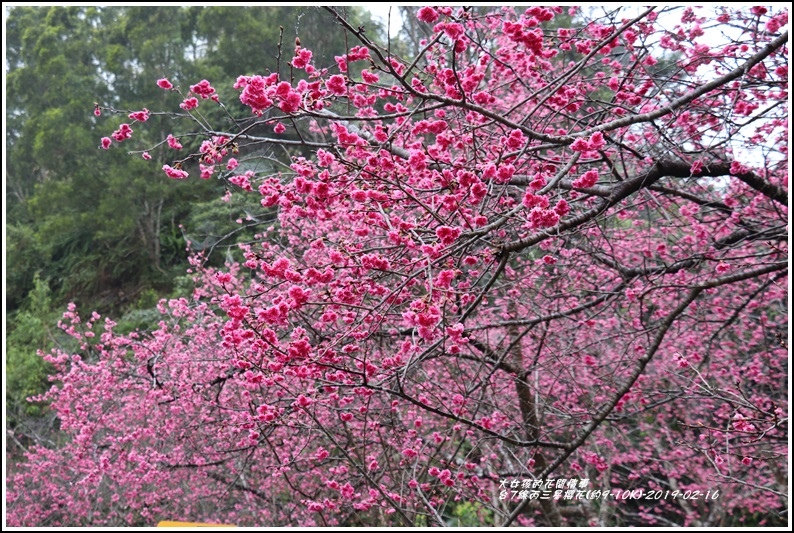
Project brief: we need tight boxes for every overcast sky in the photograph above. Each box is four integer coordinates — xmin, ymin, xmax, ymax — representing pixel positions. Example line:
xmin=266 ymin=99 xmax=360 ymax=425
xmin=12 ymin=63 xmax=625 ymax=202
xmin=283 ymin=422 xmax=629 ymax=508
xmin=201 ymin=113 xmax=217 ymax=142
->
xmin=367 ymin=4 xmax=405 ymax=37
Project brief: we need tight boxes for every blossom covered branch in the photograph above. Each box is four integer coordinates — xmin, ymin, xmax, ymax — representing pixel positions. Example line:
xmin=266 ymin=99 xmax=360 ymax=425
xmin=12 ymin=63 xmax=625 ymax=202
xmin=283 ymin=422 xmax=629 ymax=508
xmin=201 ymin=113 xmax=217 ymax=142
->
xmin=8 ymin=5 xmax=788 ymax=527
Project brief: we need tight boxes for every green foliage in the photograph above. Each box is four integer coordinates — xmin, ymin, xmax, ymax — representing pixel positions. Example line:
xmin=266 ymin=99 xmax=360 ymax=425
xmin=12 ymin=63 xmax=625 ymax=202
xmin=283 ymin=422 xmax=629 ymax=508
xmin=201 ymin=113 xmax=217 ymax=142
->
xmin=196 ymin=7 xmax=381 ymax=78
xmin=5 ymin=224 xmax=45 ymax=310
xmin=445 ymin=501 xmax=495 ymax=526
xmin=8 ymin=7 xmax=211 ymax=313
xmin=184 ymin=185 xmax=276 ymax=265
xmin=115 ymin=308 xmax=163 ymax=336
xmin=6 ymin=276 xmax=58 ymax=419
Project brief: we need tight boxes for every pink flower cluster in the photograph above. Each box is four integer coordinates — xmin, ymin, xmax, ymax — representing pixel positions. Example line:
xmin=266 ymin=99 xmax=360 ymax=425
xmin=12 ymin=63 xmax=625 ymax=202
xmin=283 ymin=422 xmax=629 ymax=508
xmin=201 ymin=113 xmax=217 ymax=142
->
xmin=156 ymin=78 xmax=173 ymax=90
xmin=111 ymin=123 xmax=133 ymax=142
xmin=162 ymin=164 xmax=188 ymax=180
xmin=166 ymin=134 xmax=182 ymax=150
xmin=522 ymin=192 xmax=550 ymax=210
xmin=180 ymin=97 xmax=199 ymax=110
xmin=571 ymin=131 xmax=606 ymax=152
xmin=190 ymin=79 xmax=216 ymax=99
xmin=435 ymin=225 xmax=461 ymax=245
xmin=326 ymin=75 xmax=347 ymax=96
xmin=292 ymin=47 xmax=313 ymax=70
xmin=527 ymin=207 xmax=560 ymax=229
xmin=234 ymin=74 xmax=305 ymax=115
xmin=417 ymin=7 xmax=439 ymax=23
xmin=572 ymin=169 xmax=599 ymax=189
xmin=128 ymin=108 xmax=149 ymax=122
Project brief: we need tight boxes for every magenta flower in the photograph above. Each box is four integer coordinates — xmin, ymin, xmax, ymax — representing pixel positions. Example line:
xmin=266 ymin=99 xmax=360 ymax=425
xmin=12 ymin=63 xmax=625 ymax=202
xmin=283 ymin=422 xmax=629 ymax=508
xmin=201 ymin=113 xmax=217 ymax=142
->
xmin=162 ymin=164 xmax=188 ymax=180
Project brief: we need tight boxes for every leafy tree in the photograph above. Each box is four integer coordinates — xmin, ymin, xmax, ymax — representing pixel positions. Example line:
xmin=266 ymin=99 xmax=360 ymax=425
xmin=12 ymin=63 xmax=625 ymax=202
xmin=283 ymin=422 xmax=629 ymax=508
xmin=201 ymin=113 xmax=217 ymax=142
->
xmin=7 ymin=6 xmax=788 ymax=527
xmin=195 ymin=6 xmax=379 ymax=77
xmin=6 ymin=275 xmax=58 ymax=421
xmin=6 ymin=7 xmax=198 ymax=310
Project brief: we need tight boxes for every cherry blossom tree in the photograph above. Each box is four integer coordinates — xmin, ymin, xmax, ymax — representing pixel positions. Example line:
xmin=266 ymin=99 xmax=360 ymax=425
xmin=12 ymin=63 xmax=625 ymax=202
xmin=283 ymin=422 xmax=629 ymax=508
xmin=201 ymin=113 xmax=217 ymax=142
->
xmin=7 ymin=5 xmax=788 ymax=527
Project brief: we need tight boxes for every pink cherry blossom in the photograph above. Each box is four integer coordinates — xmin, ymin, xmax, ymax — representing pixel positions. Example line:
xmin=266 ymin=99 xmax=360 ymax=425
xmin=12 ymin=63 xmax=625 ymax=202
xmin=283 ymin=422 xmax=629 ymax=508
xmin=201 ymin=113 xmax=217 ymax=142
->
xmin=162 ymin=164 xmax=188 ymax=179
xmin=190 ymin=79 xmax=216 ymax=99
xmin=417 ymin=7 xmax=439 ymax=23
xmin=128 ymin=108 xmax=150 ymax=122
xmin=180 ymin=97 xmax=199 ymax=110
xmin=166 ymin=134 xmax=182 ymax=150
